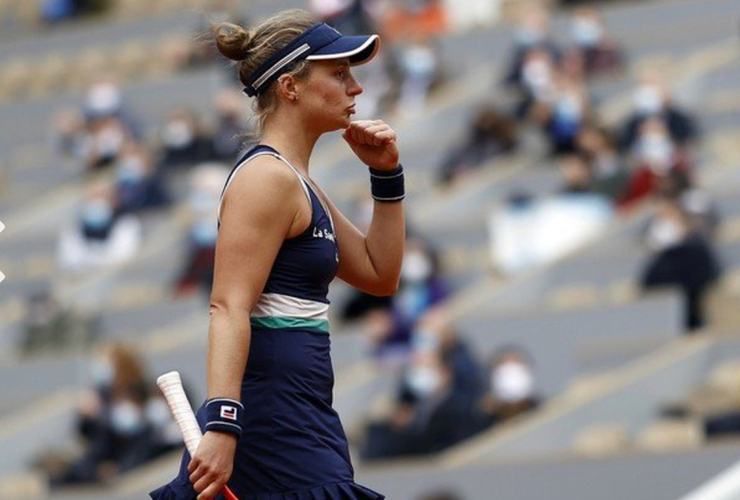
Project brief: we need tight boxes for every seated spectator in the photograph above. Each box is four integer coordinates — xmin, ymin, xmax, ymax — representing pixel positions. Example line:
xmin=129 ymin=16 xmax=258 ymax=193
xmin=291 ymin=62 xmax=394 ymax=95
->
xmin=114 ymin=142 xmax=170 ymax=214
xmin=84 ymin=76 xmax=139 ymax=135
xmin=515 ymin=47 xmax=557 ymax=121
xmin=568 ymin=6 xmax=625 ymax=78
xmin=173 ymin=164 xmax=229 ymax=299
xmin=641 ymin=197 xmax=721 ymax=330
xmin=47 ymin=343 xmax=183 ymax=487
xmin=472 ymin=346 xmax=541 ymax=431
xmin=504 ymin=3 xmax=560 ymax=92
xmin=80 ymin=114 xmax=130 ymax=172
xmin=361 ymin=310 xmax=482 ymax=459
xmin=395 ymin=236 xmax=451 ymax=327
xmin=618 ymin=118 xmax=693 ymax=208
xmin=58 ymin=182 xmax=142 ymax=272
xmin=620 ymin=71 xmax=698 ymax=151
xmin=158 ymin=108 xmax=214 ymax=169
xmin=438 ymin=104 xmax=518 ymax=185
xmin=210 ymin=90 xmax=251 ymax=161
xmin=361 ymin=345 xmax=479 ymax=459
xmin=20 ymin=289 xmax=100 ymax=354
xmin=544 ymin=74 xmax=592 ymax=155
xmin=396 ymin=34 xmax=442 ymax=115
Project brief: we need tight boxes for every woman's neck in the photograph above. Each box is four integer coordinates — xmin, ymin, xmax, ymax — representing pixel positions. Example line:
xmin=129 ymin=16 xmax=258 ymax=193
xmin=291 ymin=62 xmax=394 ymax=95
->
xmin=261 ymin=112 xmax=321 ymax=177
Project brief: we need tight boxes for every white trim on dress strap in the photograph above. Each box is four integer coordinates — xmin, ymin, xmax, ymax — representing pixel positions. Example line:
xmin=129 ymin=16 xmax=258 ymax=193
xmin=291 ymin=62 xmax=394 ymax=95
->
xmin=217 ymin=151 xmax=312 ymax=226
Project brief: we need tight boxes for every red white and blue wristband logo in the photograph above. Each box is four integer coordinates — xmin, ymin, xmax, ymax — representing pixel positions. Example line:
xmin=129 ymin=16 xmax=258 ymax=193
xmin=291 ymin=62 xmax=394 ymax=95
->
xmin=205 ymin=398 xmax=244 ymax=437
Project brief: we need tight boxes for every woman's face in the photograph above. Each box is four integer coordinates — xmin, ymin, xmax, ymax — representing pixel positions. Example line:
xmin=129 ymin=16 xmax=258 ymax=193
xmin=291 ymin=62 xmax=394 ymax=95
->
xmin=298 ymin=58 xmax=363 ymax=132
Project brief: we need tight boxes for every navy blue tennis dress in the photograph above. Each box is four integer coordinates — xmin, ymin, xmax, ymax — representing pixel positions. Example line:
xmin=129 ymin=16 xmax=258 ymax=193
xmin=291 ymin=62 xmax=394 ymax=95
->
xmin=150 ymin=145 xmax=385 ymax=500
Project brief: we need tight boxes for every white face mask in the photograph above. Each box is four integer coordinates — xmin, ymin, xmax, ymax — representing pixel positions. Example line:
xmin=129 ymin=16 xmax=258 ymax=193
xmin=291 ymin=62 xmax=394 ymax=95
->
xmin=633 ymin=85 xmax=663 ymax=115
xmin=647 ymin=218 xmax=686 ymax=251
xmin=162 ymin=120 xmax=195 ymax=148
xmin=522 ymin=59 xmax=552 ymax=97
xmin=571 ymin=19 xmax=602 ymax=47
xmin=638 ymin=132 xmax=674 ymax=172
xmin=492 ymin=362 xmax=535 ymax=403
xmin=87 ymin=83 xmax=122 ymax=116
xmin=110 ymin=400 xmax=145 ymax=436
xmin=402 ymin=251 xmax=433 ymax=284
xmin=406 ymin=365 xmax=442 ymax=398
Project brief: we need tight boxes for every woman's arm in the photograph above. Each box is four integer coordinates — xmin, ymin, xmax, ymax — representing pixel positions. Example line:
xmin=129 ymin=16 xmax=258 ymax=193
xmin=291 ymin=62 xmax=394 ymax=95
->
xmin=322 ymin=120 xmax=405 ymax=296
xmin=188 ymin=156 xmax=305 ymax=500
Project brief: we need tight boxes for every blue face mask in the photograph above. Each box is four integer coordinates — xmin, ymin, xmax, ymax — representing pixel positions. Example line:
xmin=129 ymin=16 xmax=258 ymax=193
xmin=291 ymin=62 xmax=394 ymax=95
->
xmin=82 ymin=202 xmax=113 ymax=230
xmin=117 ymin=158 xmax=146 ymax=185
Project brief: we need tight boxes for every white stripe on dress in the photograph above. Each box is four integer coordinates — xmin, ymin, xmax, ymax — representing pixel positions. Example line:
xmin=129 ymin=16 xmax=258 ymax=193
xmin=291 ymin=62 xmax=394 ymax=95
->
xmin=251 ymin=293 xmax=329 ymax=321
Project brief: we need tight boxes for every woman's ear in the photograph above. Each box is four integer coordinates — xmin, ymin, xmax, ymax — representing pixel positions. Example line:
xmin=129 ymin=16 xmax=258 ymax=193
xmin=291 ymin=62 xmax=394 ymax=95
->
xmin=276 ymin=74 xmax=299 ymax=102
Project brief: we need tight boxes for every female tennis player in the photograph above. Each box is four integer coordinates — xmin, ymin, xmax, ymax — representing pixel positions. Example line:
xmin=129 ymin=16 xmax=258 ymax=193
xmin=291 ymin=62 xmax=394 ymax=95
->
xmin=150 ymin=9 xmax=404 ymax=500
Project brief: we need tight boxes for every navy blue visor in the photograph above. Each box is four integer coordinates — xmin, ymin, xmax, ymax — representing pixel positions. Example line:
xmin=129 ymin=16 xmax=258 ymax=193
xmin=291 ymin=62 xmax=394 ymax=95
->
xmin=243 ymin=23 xmax=380 ymax=97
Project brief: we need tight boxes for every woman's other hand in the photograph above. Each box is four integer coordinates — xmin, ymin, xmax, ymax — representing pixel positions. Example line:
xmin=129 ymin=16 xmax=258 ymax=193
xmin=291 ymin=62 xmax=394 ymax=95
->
xmin=187 ymin=430 xmax=238 ymax=500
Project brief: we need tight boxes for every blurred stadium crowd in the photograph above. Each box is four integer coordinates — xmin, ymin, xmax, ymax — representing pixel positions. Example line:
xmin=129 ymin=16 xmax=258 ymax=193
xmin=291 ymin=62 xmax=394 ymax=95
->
xmin=0 ymin=0 xmax=739 ymax=499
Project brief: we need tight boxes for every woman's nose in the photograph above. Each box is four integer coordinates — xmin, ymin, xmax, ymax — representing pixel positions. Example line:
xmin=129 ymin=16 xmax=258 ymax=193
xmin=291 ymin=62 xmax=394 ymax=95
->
xmin=348 ymin=75 xmax=363 ymax=96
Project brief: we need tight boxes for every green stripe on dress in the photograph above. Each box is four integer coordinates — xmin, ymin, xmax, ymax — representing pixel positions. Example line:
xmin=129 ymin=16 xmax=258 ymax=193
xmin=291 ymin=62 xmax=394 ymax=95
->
xmin=250 ymin=316 xmax=330 ymax=333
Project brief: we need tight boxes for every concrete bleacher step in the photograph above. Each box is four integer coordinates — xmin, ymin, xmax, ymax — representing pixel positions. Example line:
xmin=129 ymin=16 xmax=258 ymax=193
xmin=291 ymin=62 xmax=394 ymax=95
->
xmin=571 ymin=423 xmax=631 ymax=457
xmin=636 ymin=419 xmax=704 ymax=452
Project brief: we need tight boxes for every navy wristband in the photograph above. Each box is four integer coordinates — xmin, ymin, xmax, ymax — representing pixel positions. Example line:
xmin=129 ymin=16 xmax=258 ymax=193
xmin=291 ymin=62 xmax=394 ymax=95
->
xmin=369 ymin=164 xmax=405 ymax=202
xmin=204 ymin=398 xmax=244 ymax=437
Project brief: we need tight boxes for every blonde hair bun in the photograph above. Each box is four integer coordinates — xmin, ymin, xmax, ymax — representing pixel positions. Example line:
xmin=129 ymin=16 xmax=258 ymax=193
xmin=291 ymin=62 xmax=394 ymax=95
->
xmin=215 ymin=22 xmax=252 ymax=61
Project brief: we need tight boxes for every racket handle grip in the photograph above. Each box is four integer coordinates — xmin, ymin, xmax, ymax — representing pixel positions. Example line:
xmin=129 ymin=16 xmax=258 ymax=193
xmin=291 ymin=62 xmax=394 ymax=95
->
xmin=156 ymin=371 xmax=242 ymax=500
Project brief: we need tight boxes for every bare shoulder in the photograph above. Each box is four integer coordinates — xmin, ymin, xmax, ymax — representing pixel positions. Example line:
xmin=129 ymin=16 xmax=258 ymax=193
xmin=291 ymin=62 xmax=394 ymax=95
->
xmin=224 ymin=155 xmax=305 ymax=219
xmin=225 ymin=154 xmax=303 ymax=206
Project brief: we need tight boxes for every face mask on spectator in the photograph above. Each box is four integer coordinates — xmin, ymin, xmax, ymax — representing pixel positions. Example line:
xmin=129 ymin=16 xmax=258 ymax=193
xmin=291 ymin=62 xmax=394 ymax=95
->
xmin=117 ymin=157 xmax=147 ymax=184
xmin=95 ymin=124 xmax=125 ymax=160
xmin=402 ymin=250 xmax=433 ymax=284
xmin=639 ymin=132 xmax=674 ymax=172
xmin=90 ymin=358 xmax=113 ymax=386
xmin=162 ymin=120 xmax=195 ymax=149
xmin=402 ymin=44 xmax=437 ymax=77
xmin=110 ymin=400 xmax=145 ymax=436
xmin=554 ymin=94 xmax=583 ymax=123
xmin=86 ymin=83 xmax=122 ymax=117
xmin=412 ymin=329 xmax=440 ymax=354
xmin=522 ymin=60 xmax=552 ymax=97
xmin=516 ymin=27 xmax=544 ymax=47
xmin=82 ymin=201 xmax=114 ymax=230
xmin=406 ymin=365 xmax=442 ymax=398
xmin=571 ymin=19 xmax=602 ymax=47
xmin=492 ymin=361 xmax=535 ymax=403
xmin=647 ymin=217 xmax=686 ymax=250
xmin=633 ymin=85 xmax=663 ymax=115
